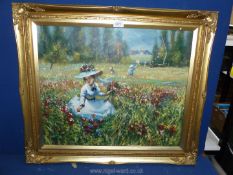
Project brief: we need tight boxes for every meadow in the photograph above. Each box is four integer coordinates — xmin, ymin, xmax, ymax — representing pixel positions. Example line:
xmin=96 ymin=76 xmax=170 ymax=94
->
xmin=40 ymin=63 xmax=189 ymax=146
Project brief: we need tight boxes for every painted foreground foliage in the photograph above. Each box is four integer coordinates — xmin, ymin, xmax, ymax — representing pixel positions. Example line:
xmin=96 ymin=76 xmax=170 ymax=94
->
xmin=40 ymin=63 xmax=188 ymax=146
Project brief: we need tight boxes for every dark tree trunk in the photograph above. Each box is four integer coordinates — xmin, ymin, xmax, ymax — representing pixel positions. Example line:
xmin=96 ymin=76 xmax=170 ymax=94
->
xmin=50 ymin=63 xmax=54 ymax=70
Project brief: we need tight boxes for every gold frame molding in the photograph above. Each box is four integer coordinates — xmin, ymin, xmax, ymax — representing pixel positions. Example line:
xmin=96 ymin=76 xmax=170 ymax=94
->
xmin=12 ymin=3 xmax=218 ymax=164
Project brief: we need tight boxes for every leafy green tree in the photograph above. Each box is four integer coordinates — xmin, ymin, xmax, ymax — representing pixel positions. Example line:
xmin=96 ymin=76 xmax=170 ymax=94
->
xmin=151 ymin=31 xmax=168 ymax=65
xmin=160 ymin=31 xmax=169 ymax=64
xmin=114 ymin=30 xmax=129 ymax=63
xmin=102 ymin=28 xmax=115 ymax=62
xmin=161 ymin=30 xmax=169 ymax=50
xmin=151 ymin=40 xmax=159 ymax=66
xmin=115 ymin=30 xmax=123 ymax=63
xmin=38 ymin=26 xmax=52 ymax=58
xmin=166 ymin=31 xmax=186 ymax=67
xmin=183 ymin=32 xmax=193 ymax=66
xmin=174 ymin=31 xmax=185 ymax=66
xmin=52 ymin=27 xmax=67 ymax=47
xmin=122 ymin=41 xmax=129 ymax=57
xmin=43 ymin=26 xmax=68 ymax=69
xmin=45 ymin=42 xmax=67 ymax=69
xmin=166 ymin=30 xmax=176 ymax=66
xmin=170 ymin=31 xmax=176 ymax=50
xmin=69 ymin=27 xmax=91 ymax=63
xmin=69 ymin=27 xmax=80 ymax=51
xmin=152 ymin=30 xmax=192 ymax=67
xmin=89 ymin=28 xmax=101 ymax=62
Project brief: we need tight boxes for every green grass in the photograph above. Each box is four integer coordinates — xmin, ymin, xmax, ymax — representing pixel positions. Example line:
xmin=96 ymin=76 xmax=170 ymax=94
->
xmin=39 ymin=63 xmax=189 ymax=146
xmin=40 ymin=63 xmax=189 ymax=85
xmin=130 ymin=54 xmax=152 ymax=62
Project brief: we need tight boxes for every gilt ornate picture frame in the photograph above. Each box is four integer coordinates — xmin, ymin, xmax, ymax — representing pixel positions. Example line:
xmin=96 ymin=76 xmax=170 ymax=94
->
xmin=12 ymin=3 xmax=218 ymax=164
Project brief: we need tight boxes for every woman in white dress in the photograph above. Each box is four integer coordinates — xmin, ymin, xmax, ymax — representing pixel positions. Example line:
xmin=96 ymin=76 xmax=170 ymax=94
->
xmin=68 ymin=65 xmax=115 ymax=121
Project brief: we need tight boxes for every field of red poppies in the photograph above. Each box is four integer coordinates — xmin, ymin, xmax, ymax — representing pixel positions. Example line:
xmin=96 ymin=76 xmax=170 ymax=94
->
xmin=40 ymin=63 xmax=187 ymax=146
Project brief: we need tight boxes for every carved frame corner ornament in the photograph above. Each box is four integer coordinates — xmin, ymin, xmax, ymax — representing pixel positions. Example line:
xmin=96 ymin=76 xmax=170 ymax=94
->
xmin=12 ymin=3 xmax=218 ymax=164
xmin=170 ymin=150 xmax=198 ymax=165
xmin=12 ymin=3 xmax=43 ymax=24
xmin=25 ymin=139 xmax=52 ymax=163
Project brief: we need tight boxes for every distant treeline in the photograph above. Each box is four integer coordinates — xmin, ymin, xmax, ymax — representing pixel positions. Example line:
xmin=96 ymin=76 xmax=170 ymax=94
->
xmin=38 ymin=26 xmax=129 ymax=69
xmin=38 ymin=26 xmax=192 ymax=69
xmin=151 ymin=30 xmax=193 ymax=67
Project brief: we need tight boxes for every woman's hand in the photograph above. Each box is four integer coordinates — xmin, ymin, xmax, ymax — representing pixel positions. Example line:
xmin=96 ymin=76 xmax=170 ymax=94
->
xmin=77 ymin=106 xmax=83 ymax=112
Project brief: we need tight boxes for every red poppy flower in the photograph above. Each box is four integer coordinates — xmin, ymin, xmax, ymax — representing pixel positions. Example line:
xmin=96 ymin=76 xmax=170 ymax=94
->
xmin=67 ymin=118 xmax=74 ymax=126
xmin=81 ymin=117 xmax=86 ymax=122
xmin=61 ymin=105 xmax=68 ymax=113
xmin=93 ymin=121 xmax=99 ymax=128
xmin=67 ymin=112 xmax=73 ymax=118
xmin=84 ymin=125 xmax=93 ymax=133
xmin=169 ymin=125 xmax=176 ymax=135
xmin=157 ymin=124 xmax=165 ymax=131
xmin=44 ymin=112 xmax=49 ymax=118
xmin=68 ymin=117 xmax=74 ymax=122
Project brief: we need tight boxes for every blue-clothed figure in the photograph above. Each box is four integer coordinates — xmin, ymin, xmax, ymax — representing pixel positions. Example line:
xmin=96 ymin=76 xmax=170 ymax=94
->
xmin=128 ymin=64 xmax=137 ymax=76
xmin=68 ymin=65 xmax=115 ymax=121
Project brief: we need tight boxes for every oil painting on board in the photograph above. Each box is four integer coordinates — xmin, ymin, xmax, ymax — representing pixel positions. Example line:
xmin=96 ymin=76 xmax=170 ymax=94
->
xmin=38 ymin=26 xmax=193 ymax=146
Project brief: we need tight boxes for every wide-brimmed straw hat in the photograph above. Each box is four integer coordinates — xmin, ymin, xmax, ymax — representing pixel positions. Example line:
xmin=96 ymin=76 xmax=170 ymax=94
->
xmin=75 ymin=64 xmax=103 ymax=79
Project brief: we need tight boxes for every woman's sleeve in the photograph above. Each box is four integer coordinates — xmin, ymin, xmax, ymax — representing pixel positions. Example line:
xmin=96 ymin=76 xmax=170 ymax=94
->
xmin=96 ymin=84 xmax=105 ymax=96
xmin=79 ymin=86 xmax=86 ymax=107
